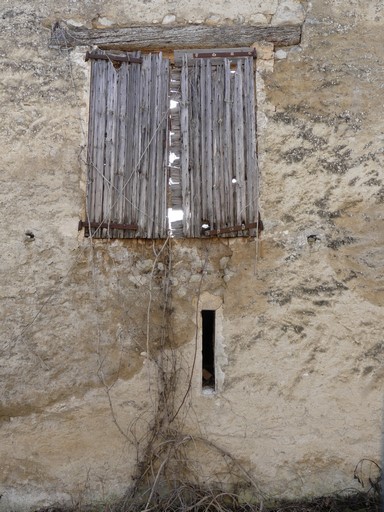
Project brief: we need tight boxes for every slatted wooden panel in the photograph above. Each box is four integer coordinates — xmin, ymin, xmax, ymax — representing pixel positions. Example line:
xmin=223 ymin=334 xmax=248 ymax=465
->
xmin=177 ymin=55 xmax=258 ymax=237
xmin=86 ymin=53 xmax=169 ymax=238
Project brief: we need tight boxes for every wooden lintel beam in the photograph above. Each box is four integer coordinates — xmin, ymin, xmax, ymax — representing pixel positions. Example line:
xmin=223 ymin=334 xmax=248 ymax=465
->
xmin=49 ymin=22 xmax=302 ymax=50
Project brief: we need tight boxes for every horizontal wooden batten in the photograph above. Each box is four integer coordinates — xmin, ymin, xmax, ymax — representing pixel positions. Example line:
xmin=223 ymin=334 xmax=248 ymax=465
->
xmin=205 ymin=219 xmax=264 ymax=237
xmin=78 ymin=220 xmax=138 ymax=231
xmin=173 ymin=47 xmax=257 ymax=64
xmin=50 ymin=23 xmax=302 ymax=50
xmin=85 ymin=51 xmax=143 ymax=63
xmin=193 ymin=49 xmax=256 ymax=58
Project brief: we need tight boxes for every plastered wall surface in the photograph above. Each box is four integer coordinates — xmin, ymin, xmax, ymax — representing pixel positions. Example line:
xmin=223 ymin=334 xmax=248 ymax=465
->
xmin=1 ymin=0 xmax=384 ymax=509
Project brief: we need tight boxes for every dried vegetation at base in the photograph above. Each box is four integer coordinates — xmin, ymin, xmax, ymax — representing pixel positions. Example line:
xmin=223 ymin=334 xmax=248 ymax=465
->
xmin=32 ymin=459 xmax=382 ymax=512
xmin=33 ymin=491 xmax=379 ymax=512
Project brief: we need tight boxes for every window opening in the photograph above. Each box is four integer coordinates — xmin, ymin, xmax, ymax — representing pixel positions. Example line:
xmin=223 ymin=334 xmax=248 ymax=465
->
xmin=168 ymin=68 xmax=184 ymax=236
xmin=202 ymin=310 xmax=216 ymax=390
xmin=82 ymin=48 xmax=262 ymax=240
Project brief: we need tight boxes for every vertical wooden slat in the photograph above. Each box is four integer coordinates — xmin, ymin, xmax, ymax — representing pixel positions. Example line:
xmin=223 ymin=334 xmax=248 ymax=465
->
xmin=91 ymin=60 xmax=108 ymax=236
xmin=137 ymin=55 xmax=150 ymax=237
xmin=205 ymin=60 xmax=214 ymax=231
xmin=113 ymin=61 xmax=127 ymax=238
xmin=142 ymin=53 xmax=169 ymax=238
xmin=199 ymin=60 xmax=207 ymax=231
xmin=244 ymin=57 xmax=258 ymax=234
xmin=180 ymin=56 xmax=191 ymax=236
xmin=154 ymin=54 xmax=162 ymax=238
xmin=223 ymin=59 xmax=233 ymax=230
xmin=103 ymin=63 xmax=119 ymax=237
xmin=129 ymin=58 xmax=142 ymax=233
xmin=191 ymin=63 xmax=201 ymax=237
xmin=157 ymin=55 xmax=169 ymax=237
xmin=86 ymin=58 xmax=97 ymax=229
xmin=146 ymin=55 xmax=156 ymax=238
xmin=240 ymin=60 xmax=247 ymax=225
xmin=211 ymin=62 xmax=223 ymax=231
xmin=122 ymin=58 xmax=134 ymax=234
xmin=233 ymin=60 xmax=245 ymax=227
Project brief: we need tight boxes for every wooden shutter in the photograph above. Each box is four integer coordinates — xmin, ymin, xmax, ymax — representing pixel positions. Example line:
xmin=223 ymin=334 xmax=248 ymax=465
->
xmin=86 ymin=52 xmax=169 ymax=239
xmin=175 ymin=52 xmax=258 ymax=237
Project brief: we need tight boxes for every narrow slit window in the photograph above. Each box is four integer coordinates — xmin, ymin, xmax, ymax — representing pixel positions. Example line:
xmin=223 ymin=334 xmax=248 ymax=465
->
xmin=202 ymin=310 xmax=216 ymax=390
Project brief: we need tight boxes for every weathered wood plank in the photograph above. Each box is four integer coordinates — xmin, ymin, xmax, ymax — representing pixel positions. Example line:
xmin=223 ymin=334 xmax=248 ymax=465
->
xmin=153 ymin=54 xmax=169 ymax=238
xmin=160 ymin=56 xmax=170 ymax=237
xmin=129 ymin=56 xmax=142 ymax=233
xmin=210 ymin=63 xmax=222 ymax=233
xmin=114 ymin=61 xmax=128 ymax=237
xmin=244 ymin=57 xmax=258 ymax=234
xmin=85 ymin=57 xmax=97 ymax=231
xmin=223 ymin=59 xmax=233 ymax=230
xmin=138 ymin=55 xmax=151 ymax=237
xmin=92 ymin=60 xmax=108 ymax=237
xmin=120 ymin=55 xmax=139 ymax=236
xmin=205 ymin=60 xmax=214 ymax=232
xmin=50 ymin=22 xmax=302 ymax=50
xmin=192 ymin=63 xmax=202 ymax=237
xmin=213 ymin=63 xmax=224 ymax=231
xmin=103 ymin=63 xmax=118 ymax=237
xmin=174 ymin=47 xmax=256 ymax=65
xmin=147 ymin=56 xmax=157 ymax=237
xmin=233 ymin=60 xmax=244 ymax=227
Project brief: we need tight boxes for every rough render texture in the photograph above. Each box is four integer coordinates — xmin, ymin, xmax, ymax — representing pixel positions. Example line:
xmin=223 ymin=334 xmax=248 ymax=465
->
xmin=1 ymin=0 xmax=384 ymax=509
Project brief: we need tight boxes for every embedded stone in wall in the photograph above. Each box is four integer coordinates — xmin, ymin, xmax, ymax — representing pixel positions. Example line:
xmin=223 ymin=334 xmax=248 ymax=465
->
xmin=162 ymin=14 xmax=176 ymax=24
xmin=248 ymin=14 xmax=269 ymax=25
xmin=94 ymin=16 xmax=115 ymax=27
xmin=205 ymin=14 xmax=221 ymax=25
xmin=272 ymin=0 xmax=306 ymax=25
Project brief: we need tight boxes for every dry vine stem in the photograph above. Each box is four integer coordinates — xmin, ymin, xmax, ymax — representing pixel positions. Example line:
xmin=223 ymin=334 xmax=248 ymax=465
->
xmin=94 ymin=239 xmax=267 ymax=512
xmin=49 ymin=40 xmax=265 ymax=510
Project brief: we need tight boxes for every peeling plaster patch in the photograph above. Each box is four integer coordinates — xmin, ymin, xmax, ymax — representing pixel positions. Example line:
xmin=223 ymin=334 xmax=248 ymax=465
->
xmin=275 ymin=49 xmax=288 ymax=59
xmin=254 ymin=42 xmax=275 ymax=169
xmin=66 ymin=19 xmax=84 ymax=27
xmin=248 ymin=14 xmax=269 ymax=24
xmin=254 ymin=41 xmax=274 ymax=61
xmin=250 ymin=0 xmax=279 ymax=15
xmin=272 ymin=0 xmax=306 ymax=25
xmin=91 ymin=15 xmax=117 ymax=28
xmin=214 ymin=306 xmax=227 ymax=393
xmin=219 ymin=256 xmax=230 ymax=270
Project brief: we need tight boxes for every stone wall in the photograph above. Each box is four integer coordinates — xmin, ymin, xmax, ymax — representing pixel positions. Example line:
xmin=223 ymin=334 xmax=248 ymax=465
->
xmin=1 ymin=0 xmax=384 ymax=509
